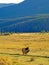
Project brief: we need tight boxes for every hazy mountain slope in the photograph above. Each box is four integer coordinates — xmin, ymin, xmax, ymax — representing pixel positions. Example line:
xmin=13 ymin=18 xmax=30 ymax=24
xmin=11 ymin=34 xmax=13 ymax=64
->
xmin=0 ymin=0 xmax=49 ymax=32
xmin=0 ymin=17 xmax=49 ymax=32
xmin=0 ymin=0 xmax=49 ymax=18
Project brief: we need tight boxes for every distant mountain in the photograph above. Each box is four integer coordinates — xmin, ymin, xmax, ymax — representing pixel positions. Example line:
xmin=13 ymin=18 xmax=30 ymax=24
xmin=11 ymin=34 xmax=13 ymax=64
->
xmin=0 ymin=0 xmax=49 ymax=18
xmin=0 ymin=15 xmax=49 ymax=32
xmin=0 ymin=0 xmax=49 ymax=32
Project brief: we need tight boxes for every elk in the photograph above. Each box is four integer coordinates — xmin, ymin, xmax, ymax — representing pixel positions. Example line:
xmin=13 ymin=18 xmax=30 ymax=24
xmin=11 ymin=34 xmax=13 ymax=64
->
xmin=22 ymin=47 xmax=30 ymax=55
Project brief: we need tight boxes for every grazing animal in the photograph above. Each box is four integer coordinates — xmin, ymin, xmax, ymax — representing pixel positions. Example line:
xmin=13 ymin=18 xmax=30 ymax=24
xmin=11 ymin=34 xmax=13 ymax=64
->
xmin=22 ymin=47 xmax=30 ymax=55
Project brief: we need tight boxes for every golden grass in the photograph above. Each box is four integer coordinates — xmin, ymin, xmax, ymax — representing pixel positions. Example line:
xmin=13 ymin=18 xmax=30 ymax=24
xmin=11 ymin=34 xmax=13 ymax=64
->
xmin=0 ymin=33 xmax=49 ymax=65
xmin=0 ymin=55 xmax=49 ymax=65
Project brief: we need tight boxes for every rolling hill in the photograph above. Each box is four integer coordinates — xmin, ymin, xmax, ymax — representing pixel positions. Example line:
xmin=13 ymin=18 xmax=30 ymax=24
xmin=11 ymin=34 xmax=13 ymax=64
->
xmin=0 ymin=15 xmax=49 ymax=32
xmin=0 ymin=0 xmax=49 ymax=18
xmin=0 ymin=0 xmax=49 ymax=32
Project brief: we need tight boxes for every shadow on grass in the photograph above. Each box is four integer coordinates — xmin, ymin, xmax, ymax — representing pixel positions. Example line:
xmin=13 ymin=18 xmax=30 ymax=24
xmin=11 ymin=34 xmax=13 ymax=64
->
xmin=0 ymin=53 xmax=49 ymax=58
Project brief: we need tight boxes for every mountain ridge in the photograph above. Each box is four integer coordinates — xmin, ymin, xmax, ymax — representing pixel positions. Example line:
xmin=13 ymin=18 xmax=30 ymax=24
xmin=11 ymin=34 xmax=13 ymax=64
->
xmin=0 ymin=0 xmax=49 ymax=18
xmin=0 ymin=0 xmax=49 ymax=32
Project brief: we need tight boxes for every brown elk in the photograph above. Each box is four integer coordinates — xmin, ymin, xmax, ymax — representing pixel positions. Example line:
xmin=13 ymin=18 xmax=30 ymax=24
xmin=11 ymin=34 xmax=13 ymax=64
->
xmin=22 ymin=47 xmax=30 ymax=55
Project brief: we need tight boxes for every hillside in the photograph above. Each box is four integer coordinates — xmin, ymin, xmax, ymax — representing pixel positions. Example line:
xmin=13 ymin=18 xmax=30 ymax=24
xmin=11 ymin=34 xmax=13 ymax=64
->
xmin=0 ymin=15 xmax=49 ymax=32
xmin=0 ymin=0 xmax=49 ymax=18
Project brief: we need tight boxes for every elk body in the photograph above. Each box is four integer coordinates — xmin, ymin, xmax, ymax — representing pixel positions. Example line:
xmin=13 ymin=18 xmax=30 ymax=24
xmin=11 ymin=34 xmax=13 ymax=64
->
xmin=22 ymin=47 xmax=30 ymax=55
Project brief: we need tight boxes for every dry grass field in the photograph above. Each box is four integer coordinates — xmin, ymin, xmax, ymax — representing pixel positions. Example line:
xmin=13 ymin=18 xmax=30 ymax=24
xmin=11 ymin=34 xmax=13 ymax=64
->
xmin=0 ymin=33 xmax=49 ymax=65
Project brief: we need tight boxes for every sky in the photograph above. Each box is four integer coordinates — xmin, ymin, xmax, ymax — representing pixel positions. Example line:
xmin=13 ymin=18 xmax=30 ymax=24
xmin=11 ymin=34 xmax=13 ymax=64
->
xmin=0 ymin=0 xmax=24 ymax=4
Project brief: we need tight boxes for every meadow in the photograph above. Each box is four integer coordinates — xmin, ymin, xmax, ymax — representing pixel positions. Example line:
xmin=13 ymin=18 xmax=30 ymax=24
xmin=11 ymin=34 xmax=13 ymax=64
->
xmin=0 ymin=33 xmax=49 ymax=65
